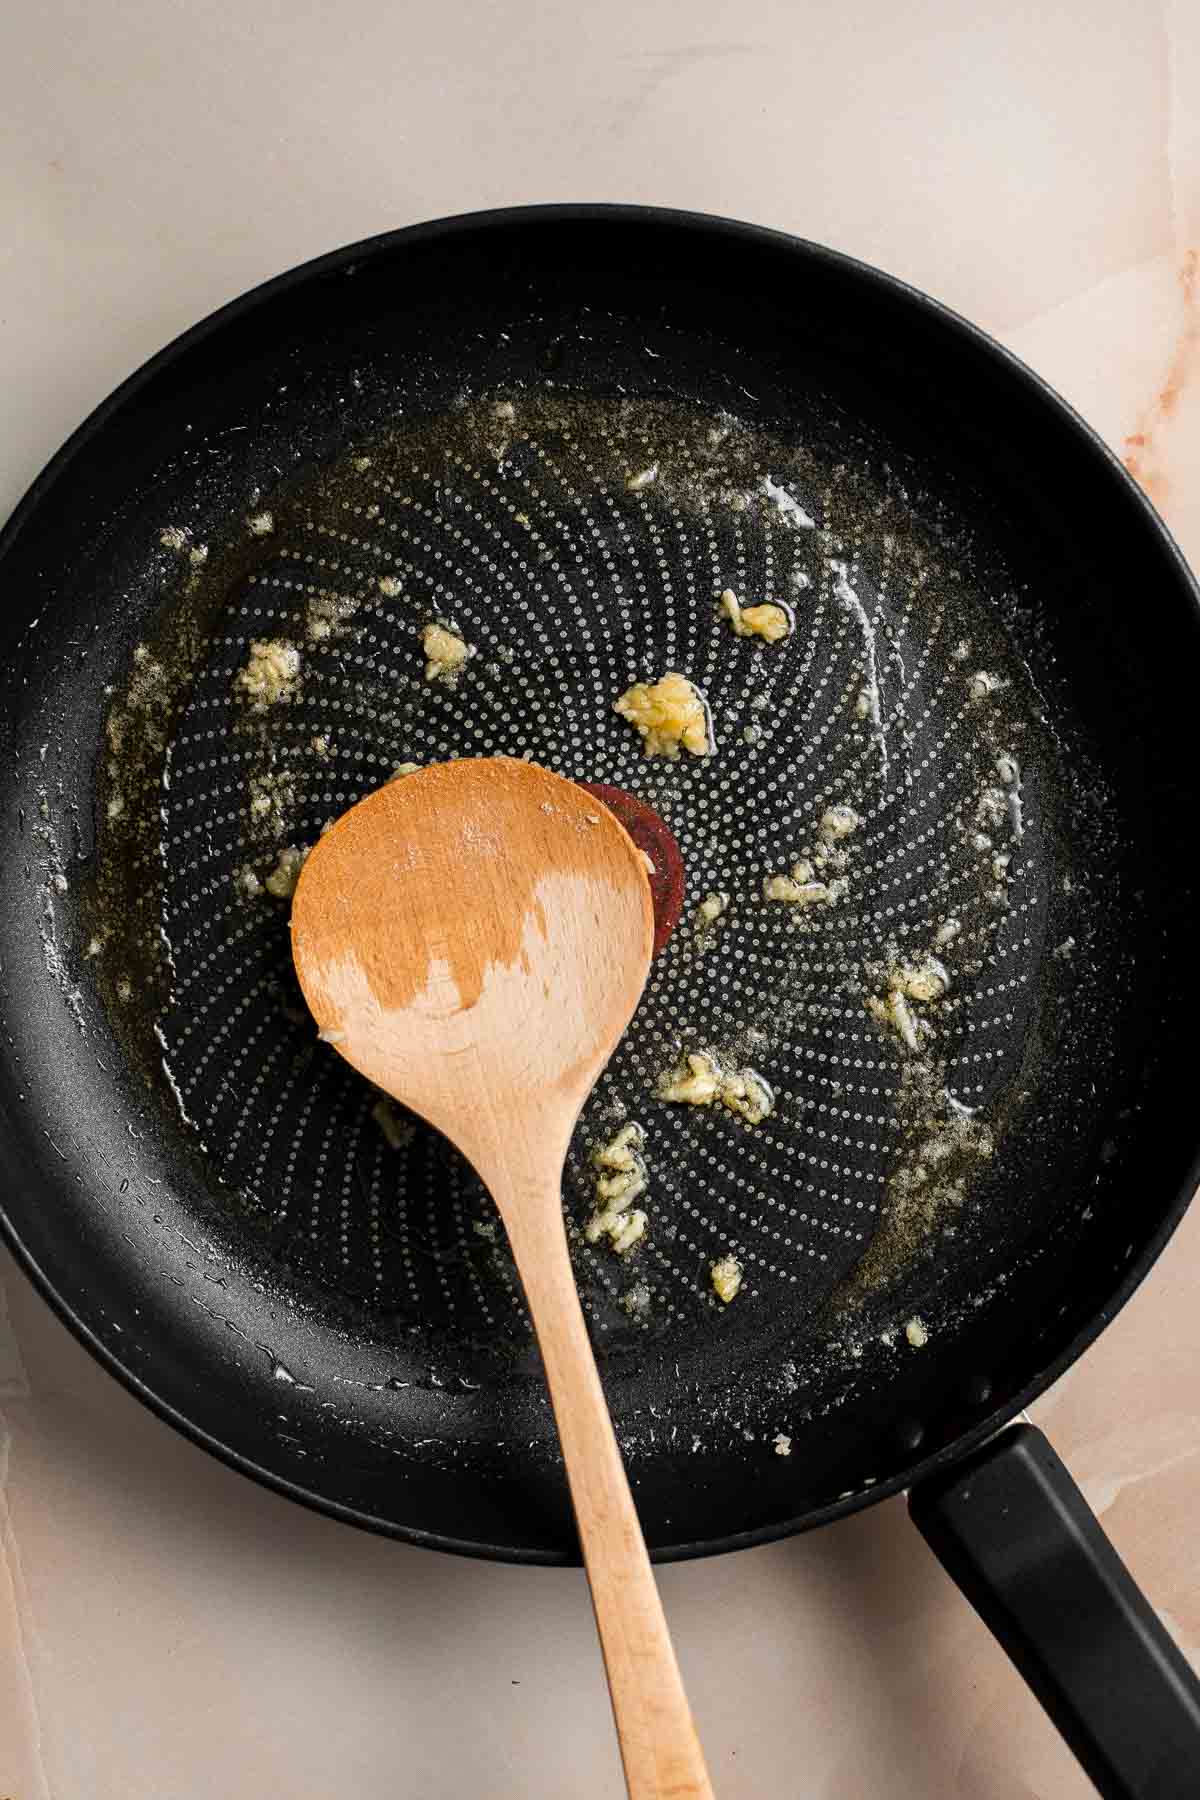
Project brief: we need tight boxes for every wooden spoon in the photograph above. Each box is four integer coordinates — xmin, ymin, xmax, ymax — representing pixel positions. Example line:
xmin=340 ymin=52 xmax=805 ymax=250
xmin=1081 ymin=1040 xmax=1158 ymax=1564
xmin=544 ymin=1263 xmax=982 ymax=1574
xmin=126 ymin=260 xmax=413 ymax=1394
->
xmin=290 ymin=756 xmax=713 ymax=1800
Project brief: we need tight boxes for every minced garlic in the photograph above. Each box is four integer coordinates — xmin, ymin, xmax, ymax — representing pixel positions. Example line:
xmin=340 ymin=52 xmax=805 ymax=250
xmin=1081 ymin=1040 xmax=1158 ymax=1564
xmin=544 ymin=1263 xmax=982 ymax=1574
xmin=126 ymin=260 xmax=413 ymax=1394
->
xmin=711 ymin=1255 xmax=744 ymax=1304
xmin=607 ymin=1211 xmax=648 ymax=1253
xmin=235 ymin=639 xmax=301 ymax=708
xmin=422 ymin=622 xmax=473 ymax=684
xmin=614 ymin=672 xmax=713 ymax=759
xmin=893 ymin=957 xmax=950 ymax=1004
xmin=264 ymin=845 xmax=308 ymax=900
xmin=818 ymin=805 xmax=860 ymax=843
xmin=721 ymin=1067 xmax=775 ymax=1124
xmin=695 ymin=891 xmax=729 ymax=944
xmin=593 ymin=1123 xmax=648 ymax=1205
xmin=866 ymin=987 xmax=921 ymax=1053
xmin=866 ymin=954 xmax=951 ymax=1051
xmin=656 ymin=1051 xmax=774 ymax=1126
xmin=657 ymin=1052 xmax=722 ymax=1108
xmin=719 ymin=588 xmax=793 ymax=644
xmin=586 ymin=1122 xmax=650 ymax=1255
xmin=765 ymin=805 xmax=859 ymax=909
xmin=764 ymin=872 xmax=842 ymax=907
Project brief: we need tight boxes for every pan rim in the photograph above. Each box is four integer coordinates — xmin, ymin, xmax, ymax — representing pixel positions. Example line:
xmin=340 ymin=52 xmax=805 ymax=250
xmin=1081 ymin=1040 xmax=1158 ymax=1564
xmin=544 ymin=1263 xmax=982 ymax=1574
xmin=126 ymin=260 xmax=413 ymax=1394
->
xmin=2 ymin=199 xmax=1199 ymax=1565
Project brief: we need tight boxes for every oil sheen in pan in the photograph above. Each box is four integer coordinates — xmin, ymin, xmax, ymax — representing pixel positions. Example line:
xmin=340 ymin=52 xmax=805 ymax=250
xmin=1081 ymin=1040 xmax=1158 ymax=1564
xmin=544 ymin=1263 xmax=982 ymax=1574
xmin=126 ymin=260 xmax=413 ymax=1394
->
xmin=82 ymin=388 xmax=1083 ymax=1362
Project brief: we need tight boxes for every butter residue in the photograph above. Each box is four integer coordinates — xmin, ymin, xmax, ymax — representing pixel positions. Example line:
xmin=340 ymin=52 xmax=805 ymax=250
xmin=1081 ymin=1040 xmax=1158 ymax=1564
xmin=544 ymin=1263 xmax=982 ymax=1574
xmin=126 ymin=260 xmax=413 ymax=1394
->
xmin=621 ymin=1281 xmax=652 ymax=1317
xmin=307 ymin=592 xmax=359 ymax=643
xmin=656 ymin=1050 xmax=774 ymax=1126
xmin=762 ymin=475 xmax=816 ymax=528
xmin=614 ymin=672 xmax=713 ymax=759
xmin=372 ymin=1096 xmax=416 ymax=1151
xmin=422 ymin=622 xmax=474 ymax=684
xmin=967 ymin=670 xmax=1002 ymax=701
xmin=719 ymin=588 xmax=793 ymax=644
xmin=585 ymin=1122 xmax=649 ymax=1254
xmin=247 ymin=769 xmax=295 ymax=838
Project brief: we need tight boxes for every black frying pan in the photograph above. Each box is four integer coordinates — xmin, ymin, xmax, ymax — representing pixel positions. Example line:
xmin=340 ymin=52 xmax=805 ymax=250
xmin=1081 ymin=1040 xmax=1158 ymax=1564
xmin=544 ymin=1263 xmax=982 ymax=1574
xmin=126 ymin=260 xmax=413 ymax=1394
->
xmin=2 ymin=207 xmax=1199 ymax=1797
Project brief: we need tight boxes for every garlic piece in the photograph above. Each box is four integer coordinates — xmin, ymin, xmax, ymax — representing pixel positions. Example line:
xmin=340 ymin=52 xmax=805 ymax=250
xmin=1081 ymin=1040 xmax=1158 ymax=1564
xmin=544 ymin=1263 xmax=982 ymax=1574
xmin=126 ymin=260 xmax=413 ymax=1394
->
xmin=764 ymin=874 xmax=835 ymax=907
xmin=586 ymin=1123 xmax=650 ymax=1255
xmin=264 ymin=845 xmax=308 ymax=900
xmin=422 ymin=622 xmax=473 ymax=684
xmin=818 ymin=805 xmax=861 ymax=843
xmin=893 ymin=957 xmax=950 ymax=1004
xmin=614 ymin=672 xmax=713 ymax=759
xmin=711 ymin=1255 xmax=744 ymax=1304
xmin=719 ymin=588 xmax=793 ymax=644
xmin=235 ymin=639 xmax=301 ymax=708
xmin=656 ymin=1051 xmax=774 ymax=1125
xmin=657 ymin=1051 xmax=723 ymax=1108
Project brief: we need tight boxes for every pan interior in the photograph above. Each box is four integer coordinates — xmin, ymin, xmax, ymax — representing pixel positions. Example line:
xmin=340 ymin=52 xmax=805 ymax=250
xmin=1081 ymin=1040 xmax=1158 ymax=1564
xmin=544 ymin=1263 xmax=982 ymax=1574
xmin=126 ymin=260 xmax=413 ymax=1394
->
xmin=90 ymin=389 xmax=1075 ymax=1347
xmin=2 ymin=216 xmax=1192 ymax=1555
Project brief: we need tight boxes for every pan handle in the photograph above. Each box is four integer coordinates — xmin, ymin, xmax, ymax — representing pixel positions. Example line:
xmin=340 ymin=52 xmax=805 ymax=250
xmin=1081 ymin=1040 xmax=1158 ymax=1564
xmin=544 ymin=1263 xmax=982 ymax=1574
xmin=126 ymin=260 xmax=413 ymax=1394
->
xmin=909 ymin=1423 xmax=1200 ymax=1799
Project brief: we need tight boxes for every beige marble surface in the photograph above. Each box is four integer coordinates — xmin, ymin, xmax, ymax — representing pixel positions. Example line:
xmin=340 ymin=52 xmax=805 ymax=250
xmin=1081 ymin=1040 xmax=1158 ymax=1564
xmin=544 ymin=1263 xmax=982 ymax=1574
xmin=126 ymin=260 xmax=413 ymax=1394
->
xmin=2 ymin=0 xmax=1199 ymax=1793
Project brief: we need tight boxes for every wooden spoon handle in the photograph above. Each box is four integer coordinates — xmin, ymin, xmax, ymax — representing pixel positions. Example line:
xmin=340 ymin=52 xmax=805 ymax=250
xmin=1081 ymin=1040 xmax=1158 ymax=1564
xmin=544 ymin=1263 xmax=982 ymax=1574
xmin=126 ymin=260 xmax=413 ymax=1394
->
xmin=504 ymin=1201 xmax=714 ymax=1800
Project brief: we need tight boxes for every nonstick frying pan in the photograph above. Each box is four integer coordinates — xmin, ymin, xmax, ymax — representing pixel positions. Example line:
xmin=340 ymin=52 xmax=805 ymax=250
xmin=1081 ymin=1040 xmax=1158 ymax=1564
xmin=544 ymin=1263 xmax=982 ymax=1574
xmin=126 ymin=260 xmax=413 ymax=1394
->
xmin=2 ymin=206 xmax=1199 ymax=1796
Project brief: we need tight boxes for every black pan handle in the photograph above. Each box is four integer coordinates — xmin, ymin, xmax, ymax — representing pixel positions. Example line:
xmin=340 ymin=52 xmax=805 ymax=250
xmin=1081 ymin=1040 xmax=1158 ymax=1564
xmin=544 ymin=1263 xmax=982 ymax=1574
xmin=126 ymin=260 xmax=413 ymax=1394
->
xmin=909 ymin=1422 xmax=1200 ymax=1799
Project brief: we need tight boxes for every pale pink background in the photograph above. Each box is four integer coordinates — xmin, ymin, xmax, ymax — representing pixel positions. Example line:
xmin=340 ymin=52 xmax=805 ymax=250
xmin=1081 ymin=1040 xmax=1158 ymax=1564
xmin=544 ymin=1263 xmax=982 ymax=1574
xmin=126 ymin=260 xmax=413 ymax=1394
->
xmin=2 ymin=2 xmax=1199 ymax=1794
